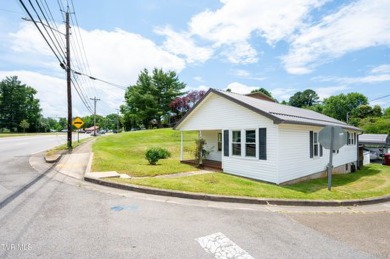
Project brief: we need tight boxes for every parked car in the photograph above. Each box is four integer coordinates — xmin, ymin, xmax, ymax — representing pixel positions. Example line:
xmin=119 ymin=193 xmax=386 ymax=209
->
xmin=90 ymin=131 xmax=99 ymax=136
xmin=363 ymin=148 xmax=380 ymax=160
xmin=98 ymin=130 xmax=106 ymax=134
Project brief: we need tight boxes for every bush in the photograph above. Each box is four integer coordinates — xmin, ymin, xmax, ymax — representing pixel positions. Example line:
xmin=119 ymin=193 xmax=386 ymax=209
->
xmin=145 ymin=147 xmax=171 ymax=165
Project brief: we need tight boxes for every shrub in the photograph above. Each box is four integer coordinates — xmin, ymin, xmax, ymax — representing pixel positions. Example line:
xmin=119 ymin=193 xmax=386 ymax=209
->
xmin=145 ymin=147 xmax=171 ymax=165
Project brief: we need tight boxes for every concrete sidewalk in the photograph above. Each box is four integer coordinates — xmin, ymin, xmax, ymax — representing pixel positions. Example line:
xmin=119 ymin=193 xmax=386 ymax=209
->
xmin=50 ymin=139 xmax=390 ymax=212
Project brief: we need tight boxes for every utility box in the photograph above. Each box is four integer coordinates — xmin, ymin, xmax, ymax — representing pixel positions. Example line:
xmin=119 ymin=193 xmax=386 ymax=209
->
xmin=384 ymin=154 xmax=390 ymax=166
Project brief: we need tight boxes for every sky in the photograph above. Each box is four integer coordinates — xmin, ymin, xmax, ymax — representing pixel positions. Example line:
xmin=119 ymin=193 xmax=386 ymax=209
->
xmin=0 ymin=0 xmax=389 ymax=118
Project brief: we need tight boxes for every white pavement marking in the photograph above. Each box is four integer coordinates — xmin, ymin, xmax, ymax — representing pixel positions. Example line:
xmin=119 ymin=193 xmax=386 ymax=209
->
xmin=196 ymin=232 xmax=254 ymax=259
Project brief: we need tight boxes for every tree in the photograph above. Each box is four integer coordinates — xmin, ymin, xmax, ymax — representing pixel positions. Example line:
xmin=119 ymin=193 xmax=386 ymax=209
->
xmin=321 ymin=93 xmax=368 ymax=122
xmin=289 ymin=89 xmax=319 ymax=108
xmin=0 ymin=76 xmax=42 ymax=132
xmin=19 ymin=119 xmax=29 ymax=133
xmin=251 ymin=88 xmax=273 ymax=98
xmin=359 ymin=117 xmax=390 ymax=134
xmin=169 ymin=90 xmax=205 ymax=123
xmin=384 ymin=107 xmax=390 ymax=118
xmin=123 ymin=68 xmax=186 ymax=128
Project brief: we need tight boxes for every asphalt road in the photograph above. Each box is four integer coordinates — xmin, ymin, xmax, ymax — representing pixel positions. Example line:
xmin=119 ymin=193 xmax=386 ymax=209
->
xmin=0 ymin=135 xmax=389 ymax=258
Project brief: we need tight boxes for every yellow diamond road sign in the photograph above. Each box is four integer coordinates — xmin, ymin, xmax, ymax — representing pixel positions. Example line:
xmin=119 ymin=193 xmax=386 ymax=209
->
xmin=72 ymin=117 xmax=84 ymax=129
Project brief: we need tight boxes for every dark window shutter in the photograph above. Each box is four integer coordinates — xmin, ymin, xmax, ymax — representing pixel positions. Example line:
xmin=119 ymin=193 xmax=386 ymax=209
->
xmin=347 ymin=132 xmax=350 ymax=145
xmin=320 ymin=144 xmax=323 ymax=157
xmin=310 ymin=131 xmax=314 ymax=158
xmin=223 ymin=130 xmax=229 ymax=157
xmin=259 ymin=128 xmax=267 ymax=160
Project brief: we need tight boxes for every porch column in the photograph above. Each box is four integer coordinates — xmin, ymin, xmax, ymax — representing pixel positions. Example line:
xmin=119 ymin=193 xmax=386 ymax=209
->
xmin=180 ymin=131 xmax=184 ymax=161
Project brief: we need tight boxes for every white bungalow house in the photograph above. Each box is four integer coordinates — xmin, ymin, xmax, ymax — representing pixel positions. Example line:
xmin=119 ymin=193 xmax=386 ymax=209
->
xmin=174 ymin=89 xmax=362 ymax=184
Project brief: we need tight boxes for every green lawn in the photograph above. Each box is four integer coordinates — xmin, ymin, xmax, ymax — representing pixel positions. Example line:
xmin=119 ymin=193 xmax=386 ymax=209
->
xmin=112 ymin=164 xmax=390 ymax=200
xmin=92 ymin=129 xmax=199 ymax=176
xmin=92 ymin=128 xmax=390 ymax=200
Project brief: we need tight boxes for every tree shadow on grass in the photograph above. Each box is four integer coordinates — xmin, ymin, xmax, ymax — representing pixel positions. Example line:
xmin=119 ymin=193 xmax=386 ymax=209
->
xmin=282 ymin=166 xmax=383 ymax=194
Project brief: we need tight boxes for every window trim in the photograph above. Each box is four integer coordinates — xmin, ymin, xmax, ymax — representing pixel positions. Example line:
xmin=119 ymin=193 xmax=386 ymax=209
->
xmin=245 ymin=129 xmax=256 ymax=158
xmin=231 ymin=130 xmax=242 ymax=156
xmin=217 ymin=132 xmax=222 ymax=151
xmin=310 ymin=131 xmax=323 ymax=159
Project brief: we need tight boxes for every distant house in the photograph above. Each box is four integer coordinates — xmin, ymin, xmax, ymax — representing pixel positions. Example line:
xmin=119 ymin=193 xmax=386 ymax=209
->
xmin=174 ymin=89 xmax=362 ymax=184
xmin=359 ymin=133 xmax=390 ymax=156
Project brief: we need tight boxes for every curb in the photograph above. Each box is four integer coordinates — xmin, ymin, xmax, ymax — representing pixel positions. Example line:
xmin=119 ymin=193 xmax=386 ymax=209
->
xmin=83 ymin=176 xmax=390 ymax=207
xmin=44 ymin=151 xmax=67 ymax=163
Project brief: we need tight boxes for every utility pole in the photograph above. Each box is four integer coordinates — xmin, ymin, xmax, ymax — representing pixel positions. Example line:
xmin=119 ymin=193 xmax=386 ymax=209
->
xmin=65 ymin=7 xmax=72 ymax=149
xmin=91 ymin=97 xmax=100 ymax=135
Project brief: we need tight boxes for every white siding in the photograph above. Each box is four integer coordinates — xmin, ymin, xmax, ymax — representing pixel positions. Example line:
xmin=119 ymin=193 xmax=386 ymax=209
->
xmin=202 ymin=130 xmax=222 ymax=162
xmin=178 ymin=93 xmax=279 ymax=182
xmin=277 ymin=125 xmax=359 ymax=183
xmin=176 ymin=92 xmax=359 ymax=184
xmin=177 ymin=94 xmax=273 ymax=130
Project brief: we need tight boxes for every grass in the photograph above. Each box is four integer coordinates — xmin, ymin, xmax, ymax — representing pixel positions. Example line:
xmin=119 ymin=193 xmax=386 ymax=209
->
xmin=92 ymin=128 xmax=390 ymax=200
xmin=45 ymin=136 xmax=92 ymax=156
xmin=92 ymin=129 xmax=199 ymax=177
xmin=111 ymin=163 xmax=390 ymax=200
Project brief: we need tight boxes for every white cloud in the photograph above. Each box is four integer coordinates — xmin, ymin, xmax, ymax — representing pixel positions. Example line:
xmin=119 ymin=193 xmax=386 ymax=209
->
xmin=314 ymin=74 xmax=390 ymax=84
xmin=271 ymin=88 xmax=297 ymax=101
xmin=154 ymin=26 xmax=214 ymax=64
xmin=81 ymin=28 xmax=186 ymax=86
xmin=282 ymin=0 xmax=390 ymax=74
xmin=233 ymin=69 xmax=250 ymax=77
xmin=225 ymin=82 xmax=258 ymax=94
xmin=3 ymin=23 xmax=190 ymax=117
xmin=371 ymin=64 xmax=390 ymax=74
xmin=0 ymin=71 xmax=67 ymax=117
xmin=156 ymin=0 xmax=326 ymax=65
xmin=314 ymin=85 xmax=350 ymax=100
xmin=189 ymin=0 xmax=325 ymax=45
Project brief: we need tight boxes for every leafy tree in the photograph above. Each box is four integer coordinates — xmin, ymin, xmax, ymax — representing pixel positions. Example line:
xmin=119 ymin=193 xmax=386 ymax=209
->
xmin=321 ymin=93 xmax=368 ymax=122
xmin=19 ymin=119 xmax=29 ymax=133
xmin=105 ymin=113 xmax=122 ymax=131
xmin=0 ymin=76 xmax=42 ymax=132
xmin=289 ymin=89 xmax=319 ymax=107
xmin=359 ymin=117 xmax=390 ymax=134
xmin=384 ymin=107 xmax=390 ymax=118
xmin=169 ymin=90 xmax=205 ymax=123
xmin=251 ymin=88 xmax=273 ymax=98
xmin=123 ymin=68 xmax=186 ymax=128
xmin=58 ymin=117 xmax=67 ymax=131
xmin=371 ymin=105 xmax=383 ymax=117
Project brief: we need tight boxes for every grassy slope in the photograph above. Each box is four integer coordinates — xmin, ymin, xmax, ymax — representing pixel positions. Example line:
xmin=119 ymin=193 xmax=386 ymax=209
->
xmin=93 ymin=128 xmax=390 ymax=200
xmin=92 ymin=129 xmax=198 ymax=176
xmin=115 ymin=163 xmax=390 ymax=200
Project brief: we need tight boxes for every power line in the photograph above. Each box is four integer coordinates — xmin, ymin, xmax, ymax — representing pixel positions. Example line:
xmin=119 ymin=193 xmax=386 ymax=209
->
xmin=370 ymin=94 xmax=390 ymax=102
xmin=18 ymin=0 xmax=63 ymax=63
xmin=73 ymin=70 xmax=128 ymax=90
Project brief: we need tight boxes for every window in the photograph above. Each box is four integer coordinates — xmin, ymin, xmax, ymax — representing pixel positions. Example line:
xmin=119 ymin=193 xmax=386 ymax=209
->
xmin=347 ymin=132 xmax=355 ymax=145
xmin=217 ymin=133 xmax=222 ymax=151
xmin=245 ymin=130 xmax=256 ymax=157
xmin=310 ymin=131 xmax=322 ymax=158
xmin=232 ymin=131 xmax=241 ymax=156
xmin=313 ymin=132 xmax=319 ymax=157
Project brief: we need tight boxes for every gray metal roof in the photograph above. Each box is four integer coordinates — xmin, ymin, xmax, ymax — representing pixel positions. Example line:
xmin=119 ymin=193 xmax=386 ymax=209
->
xmin=213 ymin=89 xmax=362 ymax=131
xmin=359 ymin=134 xmax=390 ymax=145
xmin=174 ymin=88 xmax=362 ymax=131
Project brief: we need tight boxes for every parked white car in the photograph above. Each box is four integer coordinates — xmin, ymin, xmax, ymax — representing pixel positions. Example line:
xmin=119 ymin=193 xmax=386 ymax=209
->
xmin=363 ymin=148 xmax=380 ymax=160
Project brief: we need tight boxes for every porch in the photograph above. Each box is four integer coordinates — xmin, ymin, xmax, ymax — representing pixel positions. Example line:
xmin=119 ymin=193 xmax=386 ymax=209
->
xmin=180 ymin=159 xmax=222 ymax=171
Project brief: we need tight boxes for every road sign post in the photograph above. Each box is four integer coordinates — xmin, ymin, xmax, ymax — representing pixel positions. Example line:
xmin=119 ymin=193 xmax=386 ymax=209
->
xmin=319 ymin=126 xmax=347 ymax=191
xmin=72 ymin=117 xmax=85 ymax=143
